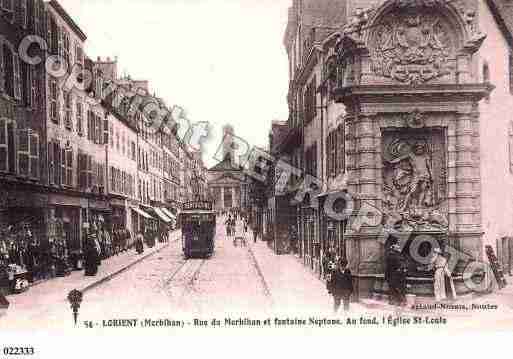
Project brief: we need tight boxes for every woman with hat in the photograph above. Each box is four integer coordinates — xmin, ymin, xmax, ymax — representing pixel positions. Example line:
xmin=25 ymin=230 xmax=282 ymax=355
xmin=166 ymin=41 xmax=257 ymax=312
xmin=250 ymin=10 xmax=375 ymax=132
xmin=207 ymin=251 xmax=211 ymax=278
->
xmin=432 ymin=247 xmax=457 ymax=302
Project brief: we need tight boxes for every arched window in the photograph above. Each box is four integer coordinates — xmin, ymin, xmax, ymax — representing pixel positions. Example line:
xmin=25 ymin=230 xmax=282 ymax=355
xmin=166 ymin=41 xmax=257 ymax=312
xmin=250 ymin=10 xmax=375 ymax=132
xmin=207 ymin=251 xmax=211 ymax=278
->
xmin=3 ymin=44 xmax=14 ymax=98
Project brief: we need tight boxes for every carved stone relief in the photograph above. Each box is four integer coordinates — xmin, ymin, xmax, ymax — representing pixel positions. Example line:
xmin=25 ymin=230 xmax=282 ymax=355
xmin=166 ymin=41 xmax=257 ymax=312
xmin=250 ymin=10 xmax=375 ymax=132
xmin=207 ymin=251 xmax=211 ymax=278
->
xmin=382 ymin=126 xmax=448 ymax=232
xmin=370 ymin=11 xmax=454 ymax=85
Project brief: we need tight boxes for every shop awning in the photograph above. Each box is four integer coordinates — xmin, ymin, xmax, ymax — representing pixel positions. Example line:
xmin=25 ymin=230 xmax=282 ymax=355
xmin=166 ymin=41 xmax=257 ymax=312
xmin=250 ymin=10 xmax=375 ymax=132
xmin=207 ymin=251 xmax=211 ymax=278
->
xmin=153 ymin=207 xmax=172 ymax=223
xmin=161 ymin=207 xmax=176 ymax=220
xmin=131 ymin=207 xmax=154 ymax=219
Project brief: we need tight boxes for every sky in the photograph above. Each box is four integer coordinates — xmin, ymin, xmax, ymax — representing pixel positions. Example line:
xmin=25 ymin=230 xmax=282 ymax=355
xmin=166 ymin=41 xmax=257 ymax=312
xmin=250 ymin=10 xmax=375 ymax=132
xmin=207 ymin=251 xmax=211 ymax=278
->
xmin=58 ymin=0 xmax=291 ymax=167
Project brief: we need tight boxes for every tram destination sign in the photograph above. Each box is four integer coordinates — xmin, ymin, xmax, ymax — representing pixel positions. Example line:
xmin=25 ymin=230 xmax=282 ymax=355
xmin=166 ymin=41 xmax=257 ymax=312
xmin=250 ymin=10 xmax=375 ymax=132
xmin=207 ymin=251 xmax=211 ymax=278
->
xmin=183 ymin=201 xmax=213 ymax=211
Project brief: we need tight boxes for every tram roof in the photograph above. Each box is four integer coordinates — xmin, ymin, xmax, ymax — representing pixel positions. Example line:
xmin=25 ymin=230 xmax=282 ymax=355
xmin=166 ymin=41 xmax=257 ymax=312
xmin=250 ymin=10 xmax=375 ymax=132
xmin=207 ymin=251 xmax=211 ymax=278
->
xmin=180 ymin=210 xmax=216 ymax=215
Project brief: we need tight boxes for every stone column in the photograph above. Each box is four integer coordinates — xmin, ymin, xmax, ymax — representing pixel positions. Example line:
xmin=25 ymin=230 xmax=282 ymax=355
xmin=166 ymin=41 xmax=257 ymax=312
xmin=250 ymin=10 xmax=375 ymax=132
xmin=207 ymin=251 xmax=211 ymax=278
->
xmin=232 ymin=187 xmax=236 ymax=208
xmin=452 ymin=109 xmax=482 ymax=260
xmin=220 ymin=187 xmax=225 ymax=209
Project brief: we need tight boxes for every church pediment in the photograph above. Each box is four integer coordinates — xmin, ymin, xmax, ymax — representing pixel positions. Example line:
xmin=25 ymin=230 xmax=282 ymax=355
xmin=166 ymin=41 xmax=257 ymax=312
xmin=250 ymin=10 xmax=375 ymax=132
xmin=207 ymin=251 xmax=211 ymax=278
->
xmin=209 ymin=172 xmax=245 ymax=185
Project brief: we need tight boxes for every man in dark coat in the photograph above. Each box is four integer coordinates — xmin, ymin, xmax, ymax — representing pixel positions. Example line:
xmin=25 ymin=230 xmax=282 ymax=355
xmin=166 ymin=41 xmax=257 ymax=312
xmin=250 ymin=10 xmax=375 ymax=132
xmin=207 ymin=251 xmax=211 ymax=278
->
xmin=327 ymin=259 xmax=353 ymax=313
xmin=84 ymin=234 xmax=99 ymax=277
xmin=386 ymin=244 xmax=408 ymax=306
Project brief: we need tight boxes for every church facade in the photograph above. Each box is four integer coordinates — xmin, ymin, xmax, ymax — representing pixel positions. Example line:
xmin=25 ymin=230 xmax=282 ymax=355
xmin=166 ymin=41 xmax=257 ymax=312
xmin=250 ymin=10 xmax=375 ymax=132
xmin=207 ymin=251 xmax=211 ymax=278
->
xmin=207 ymin=125 xmax=251 ymax=212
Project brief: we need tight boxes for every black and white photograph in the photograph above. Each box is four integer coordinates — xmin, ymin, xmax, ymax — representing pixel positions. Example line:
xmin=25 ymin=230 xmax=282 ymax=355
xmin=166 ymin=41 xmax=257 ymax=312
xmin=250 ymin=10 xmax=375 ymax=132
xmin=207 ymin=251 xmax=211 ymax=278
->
xmin=1 ymin=0 xmax=513 ymax=354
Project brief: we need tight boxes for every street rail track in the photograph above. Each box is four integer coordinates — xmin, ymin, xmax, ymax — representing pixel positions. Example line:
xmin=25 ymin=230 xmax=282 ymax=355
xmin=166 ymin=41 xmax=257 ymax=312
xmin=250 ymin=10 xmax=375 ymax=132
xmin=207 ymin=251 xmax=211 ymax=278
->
xmin=247 ymin=245 xmax=274 ymax=307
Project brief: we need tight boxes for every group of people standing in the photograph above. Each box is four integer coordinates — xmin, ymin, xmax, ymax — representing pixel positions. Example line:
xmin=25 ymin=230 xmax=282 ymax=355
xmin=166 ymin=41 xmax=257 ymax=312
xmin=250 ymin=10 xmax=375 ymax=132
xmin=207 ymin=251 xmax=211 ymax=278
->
xmin=224 ymin=212 xmax=252 ymax=246
xmin=323 ymin=242 xmax=458 ymax=314
xmin=385 ymin=243 xmax=457 ymax=306
xmin=83 ymin=222 xmax=133 ymax=277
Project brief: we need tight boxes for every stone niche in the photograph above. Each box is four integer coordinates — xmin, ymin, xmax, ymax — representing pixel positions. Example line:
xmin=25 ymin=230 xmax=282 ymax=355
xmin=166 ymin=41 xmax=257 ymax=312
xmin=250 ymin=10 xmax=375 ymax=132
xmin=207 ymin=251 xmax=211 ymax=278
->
xmin=382 ymin=125 xmax=448 ymax=234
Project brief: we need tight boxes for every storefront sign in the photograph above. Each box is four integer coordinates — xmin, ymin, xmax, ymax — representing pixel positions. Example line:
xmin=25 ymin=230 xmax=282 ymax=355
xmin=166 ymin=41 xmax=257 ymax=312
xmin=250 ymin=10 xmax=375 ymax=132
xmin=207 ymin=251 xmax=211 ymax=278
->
xmin=183 ymin=201 xmax=212 ymax=211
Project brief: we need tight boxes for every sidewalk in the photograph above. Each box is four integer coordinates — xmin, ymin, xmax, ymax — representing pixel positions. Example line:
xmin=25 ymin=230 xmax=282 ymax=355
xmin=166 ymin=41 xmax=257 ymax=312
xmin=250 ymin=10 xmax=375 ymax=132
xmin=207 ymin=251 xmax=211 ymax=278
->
xmin=248 ymin=235 xmax=513 ymax=330
xmin=248 ymin=237 xmax=339 ymax=315
xmin=1 ymin=230 xmax=181 ymax=323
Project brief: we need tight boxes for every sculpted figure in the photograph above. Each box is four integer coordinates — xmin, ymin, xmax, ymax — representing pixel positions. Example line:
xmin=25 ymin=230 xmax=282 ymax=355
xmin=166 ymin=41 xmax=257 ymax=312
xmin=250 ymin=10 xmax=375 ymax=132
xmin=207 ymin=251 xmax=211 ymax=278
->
xmin=390 ymin=142 xmax=433 ymax=212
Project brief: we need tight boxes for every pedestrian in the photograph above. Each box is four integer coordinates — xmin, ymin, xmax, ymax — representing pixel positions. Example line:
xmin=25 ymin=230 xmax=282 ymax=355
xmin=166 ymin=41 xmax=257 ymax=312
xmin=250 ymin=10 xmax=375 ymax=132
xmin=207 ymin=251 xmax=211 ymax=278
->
xmin=386 ymin=244 xmax=408 ymax=306
xmin=253 ymin=228 xmax=258 ymax=243
xmin=135 ymin=232 xmax=144 ymax=254
xmin=323 ymin=247 xmax=337 ymax=280
xmin=432 ymin=247 xmax=457 ymax=302
xmin=327 ymin=259 xmax=353 ymax=313
xmin=84 ymin=233 xmax=99 ymax=277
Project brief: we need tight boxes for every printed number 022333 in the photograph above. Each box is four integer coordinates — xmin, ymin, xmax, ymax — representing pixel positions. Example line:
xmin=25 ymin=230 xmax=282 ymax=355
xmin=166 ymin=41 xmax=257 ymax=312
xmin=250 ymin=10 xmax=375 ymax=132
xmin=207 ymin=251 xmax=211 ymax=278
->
xmin=3 ymin=347 xmax=35 ymax=356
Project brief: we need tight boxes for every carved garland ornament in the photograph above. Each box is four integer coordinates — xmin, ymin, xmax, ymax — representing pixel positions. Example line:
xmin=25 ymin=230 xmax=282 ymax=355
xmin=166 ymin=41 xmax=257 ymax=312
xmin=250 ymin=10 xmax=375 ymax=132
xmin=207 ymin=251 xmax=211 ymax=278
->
xmin=371 ymin=12 xmax=452 ymax=85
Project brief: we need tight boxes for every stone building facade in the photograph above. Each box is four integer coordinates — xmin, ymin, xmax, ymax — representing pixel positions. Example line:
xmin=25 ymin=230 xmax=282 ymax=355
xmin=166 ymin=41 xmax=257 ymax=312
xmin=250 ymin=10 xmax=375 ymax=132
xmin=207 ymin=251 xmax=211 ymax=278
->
xmin=0 ymin=0 xmax=206 ymax=279
xmin=208 ymin=125 xmax=250 ymax=212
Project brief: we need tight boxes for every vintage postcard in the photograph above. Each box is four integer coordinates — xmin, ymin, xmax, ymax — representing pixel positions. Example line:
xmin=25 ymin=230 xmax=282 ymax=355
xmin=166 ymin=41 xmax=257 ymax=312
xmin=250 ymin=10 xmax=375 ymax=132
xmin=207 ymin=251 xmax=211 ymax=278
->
xmin=1 ymin=0 xmax=513 ymax=355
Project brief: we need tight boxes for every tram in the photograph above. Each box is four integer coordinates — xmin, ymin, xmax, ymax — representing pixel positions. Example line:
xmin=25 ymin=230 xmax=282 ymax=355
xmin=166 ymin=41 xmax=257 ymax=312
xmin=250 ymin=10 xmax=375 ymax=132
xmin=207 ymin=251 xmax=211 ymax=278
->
xmin=180 ymin=200 xmax=216 ymax=259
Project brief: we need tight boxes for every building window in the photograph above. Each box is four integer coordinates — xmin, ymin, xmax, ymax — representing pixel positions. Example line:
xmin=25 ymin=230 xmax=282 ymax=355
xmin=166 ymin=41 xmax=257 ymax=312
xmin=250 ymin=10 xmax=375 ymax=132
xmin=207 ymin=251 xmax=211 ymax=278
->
xmin=96 ymin=113 xmax=102 ymax=144
xmin=19 ymin=0 xmax=28 ymax=28
xmin=76 ymin=102 xmax=83 ymax=135
xmin=509 ymin=51 xmax=513 ymax=95
xmin=78 ymin=152 xmax=87 ymax=189
xmin=64 ymin=91 xmax=73 ymax=130
xmin=326 ymin=130 xmax=337 ymax=178
xmin=49 ymin=78 xmax=59 ymax=123
xmin=304 ymin=76 xmax=317 ymax=124
xmin=2 ymin=44 xmax=14 ymax=98
xmin=109 ymin=123 xmax=114 ymax=147
xmin=33 ymin=1 xmax=41 ymax=36
xmin=337 ymin=123 xmax=345 ymax=174
xmin=65 ymin=148 xmax=73 ymax=187
xmin=305 ymin=143 xmax=317 ymax=177
xmin=17 ymin=129 xmax=39 ymax=179
xmin=103 ymin=116 xmax=109 ymax=145
xmin=48 ymin=141 xmax=61 ymax=185
xmin=0 ymin=118 xmax=16 ymax=173
xmin=131 ymin=142 xmax=136 ymax=161
xmin=87 ymin=110 xmax=93 ymax=141
xmin=26 ymin=64 xmax=38 ymax=108
xmin=75 ymin=44 xmax=83 ymax=66
xmin=1 ymin=0 xmax=13 ymax=11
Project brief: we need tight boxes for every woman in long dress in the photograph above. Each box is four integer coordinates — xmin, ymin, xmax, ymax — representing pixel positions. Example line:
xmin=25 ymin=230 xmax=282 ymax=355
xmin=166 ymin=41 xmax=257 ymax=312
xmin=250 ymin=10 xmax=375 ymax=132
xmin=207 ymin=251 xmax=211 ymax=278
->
xmin=432 ymin=247 xmax=457 ymax=302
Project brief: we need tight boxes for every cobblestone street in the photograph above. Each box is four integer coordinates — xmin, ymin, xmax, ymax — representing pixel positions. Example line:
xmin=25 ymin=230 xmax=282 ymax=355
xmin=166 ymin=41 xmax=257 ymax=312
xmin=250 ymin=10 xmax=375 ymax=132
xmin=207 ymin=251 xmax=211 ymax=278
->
xmin=2 ymin=221 xmax=513 ymax=332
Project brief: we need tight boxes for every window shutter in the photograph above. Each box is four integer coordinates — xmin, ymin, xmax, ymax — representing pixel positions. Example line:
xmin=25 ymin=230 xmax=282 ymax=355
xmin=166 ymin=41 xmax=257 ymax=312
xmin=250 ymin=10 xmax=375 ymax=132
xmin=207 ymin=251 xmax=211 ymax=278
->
xmin=66 ymin=149 xmax=73 ymax=186
xmin=6 ymin=121 xmax=15 ymax=173
xmin=48 ymin=142 xmax=54 ymax=184
xmin=53 ymin=142 xmax=60 ymax=185
xmin=87 ymin=155 xmax=92 ymax=189
xmin=109 ymin=123 xmax=114 ymax=147
xmin=46 ymin=10 xmax=53 ymax=49
xmin=338 ymin=124 xmax=345 ymax=174
xmin=17 ymin=129 xmax=29 ymax=177
xmin=13 ymin=54 xmax=21 ymax=100
xmin=96 ymin=114 xmax=102 ymax=144
xmin=87 ymin=110 xmax=92 ymax=141
xmin=0 ymin=119 xmax=6 ymax=172
xmin=0 ymin=43 xmax=4 ymax=93
xmin=509 ymin=52 xmax=513 ymax=95
xmin=29 ymin=133 xmax=39 ymax=179
xmin=60 ymin=147 xmax=65 ymax=185
xmin=103 ymin=117 xmax=109 ymax=145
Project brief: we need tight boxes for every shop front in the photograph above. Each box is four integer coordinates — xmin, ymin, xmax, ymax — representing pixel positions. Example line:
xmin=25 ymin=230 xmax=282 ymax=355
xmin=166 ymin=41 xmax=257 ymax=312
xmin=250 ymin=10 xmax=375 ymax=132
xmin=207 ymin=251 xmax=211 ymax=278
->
xmin=0 ymin=187 xmax=48 ymax=294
